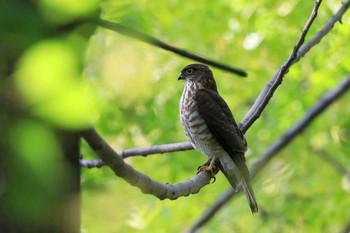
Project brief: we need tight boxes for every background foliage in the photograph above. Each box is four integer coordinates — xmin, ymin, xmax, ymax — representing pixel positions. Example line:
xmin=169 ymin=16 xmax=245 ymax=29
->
xmin=3 ymin=0 xmax=349 ymax=232
xmin=82 ymin=0 xmax=350 ymax=232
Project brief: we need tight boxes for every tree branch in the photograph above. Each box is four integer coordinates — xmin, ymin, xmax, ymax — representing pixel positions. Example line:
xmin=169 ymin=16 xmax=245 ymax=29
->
xmin=240 ymin=0 xmax=323 ymax=133
xmin=98 ymin=19 xmax=247 ymax=77
xmin=312 ymin=148 xmax=350 ymax=177
xmin=186 ymin=75 xmax=350 ymax=232
xmin=80 ymin=142 xmax=193 ymax=168
xmin=80 ymin=128 xmax=212 ymax=200
xmin=296 ymin=0 xmax=350 ymax=62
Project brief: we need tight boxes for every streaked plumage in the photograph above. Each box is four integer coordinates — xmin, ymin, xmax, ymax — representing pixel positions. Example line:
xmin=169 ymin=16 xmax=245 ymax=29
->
xmin=178 ymin=64 xmax=258 ymax=213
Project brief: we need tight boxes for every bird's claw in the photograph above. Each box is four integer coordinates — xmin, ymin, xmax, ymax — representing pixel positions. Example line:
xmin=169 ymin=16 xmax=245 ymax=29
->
xmin=197 ymin=159 xmax=218 ymax=183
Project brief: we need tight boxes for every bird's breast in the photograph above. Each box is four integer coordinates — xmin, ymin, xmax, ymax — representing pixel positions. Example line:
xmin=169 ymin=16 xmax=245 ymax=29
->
xmin=180 ymin=83 xmax=223 ymax=158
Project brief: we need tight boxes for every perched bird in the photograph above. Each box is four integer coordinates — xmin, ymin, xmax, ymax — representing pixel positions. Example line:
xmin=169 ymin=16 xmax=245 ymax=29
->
xmin=178 ymin=63 xmax=258 ymax=213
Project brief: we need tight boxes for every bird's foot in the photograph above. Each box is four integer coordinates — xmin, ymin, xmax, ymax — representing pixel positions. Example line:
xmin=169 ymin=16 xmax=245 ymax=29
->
xmin=197 ymin=159 xmax=219 ymax=183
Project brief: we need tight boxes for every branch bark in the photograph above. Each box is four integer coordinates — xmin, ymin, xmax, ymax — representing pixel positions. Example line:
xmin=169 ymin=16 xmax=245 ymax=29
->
xmin=80 ymin=142 xmax=193 ymax=168
xmin=240 ymin=0 xmax=323 ymax=132
xmin=81 ymin=129 xmax=212 ymax=200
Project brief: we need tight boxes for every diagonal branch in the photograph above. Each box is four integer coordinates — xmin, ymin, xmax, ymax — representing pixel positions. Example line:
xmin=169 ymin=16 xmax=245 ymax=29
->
xmin=312 ymin=148 xmax=350 ymax=177
xmin=98 ymin=19 xmax=247 ymax=77
xmin=296 ymin=0 xmax=350 ymax=62
xmin=240 ymin=0 xmax=323 ymax=133
xmin=186 ymin=75 xmax=350 ymax=232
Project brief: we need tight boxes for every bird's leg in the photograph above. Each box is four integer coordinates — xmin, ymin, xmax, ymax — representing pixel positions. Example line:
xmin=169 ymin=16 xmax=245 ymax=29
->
xmin=197 ymin=156 xmax=218 ymax=183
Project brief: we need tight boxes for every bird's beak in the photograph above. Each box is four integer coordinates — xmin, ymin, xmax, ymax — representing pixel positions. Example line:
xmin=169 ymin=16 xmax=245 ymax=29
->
xmin=178 ymin=73 xmax=185 ymax=81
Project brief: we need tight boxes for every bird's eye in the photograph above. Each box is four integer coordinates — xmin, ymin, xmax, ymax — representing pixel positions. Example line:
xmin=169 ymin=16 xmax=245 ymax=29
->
xmin=186 ymin=68 xmax=193 ymax=74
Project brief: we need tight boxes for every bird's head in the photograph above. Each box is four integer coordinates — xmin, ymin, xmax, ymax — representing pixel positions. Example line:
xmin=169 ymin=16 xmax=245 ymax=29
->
xmin=178 ymin=64 xmax=217 ymax=91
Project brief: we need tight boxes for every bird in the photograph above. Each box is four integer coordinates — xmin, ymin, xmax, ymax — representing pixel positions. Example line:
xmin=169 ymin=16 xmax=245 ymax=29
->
xmin=178 ymin=63 xmax=258 ymax=214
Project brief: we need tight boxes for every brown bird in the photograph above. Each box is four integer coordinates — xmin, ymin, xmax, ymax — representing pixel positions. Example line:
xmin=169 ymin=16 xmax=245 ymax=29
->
xmin=178 ymin=63 xmax=258 ymax=213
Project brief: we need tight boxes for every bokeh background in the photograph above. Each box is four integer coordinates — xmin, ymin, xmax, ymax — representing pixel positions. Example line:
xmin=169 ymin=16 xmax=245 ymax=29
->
xmin=2 ymin=0 xmax=350 ymax=232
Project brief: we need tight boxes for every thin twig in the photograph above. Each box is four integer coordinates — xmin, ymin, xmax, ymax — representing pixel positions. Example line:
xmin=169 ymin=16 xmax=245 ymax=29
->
xmin=120 ymin=142 xmax=193 ymax=158
xmin=98 ymin=19 xmax=247 ymax=77
xmin=296 ymin=0 xmax=350 ymax=62
xmin=187 ymin=75 xmax=350 ymax=232
xmin=80 ymin=142 xmax=193 ymax=168
xmin=240 ymin=0 xmax=323 ymax=133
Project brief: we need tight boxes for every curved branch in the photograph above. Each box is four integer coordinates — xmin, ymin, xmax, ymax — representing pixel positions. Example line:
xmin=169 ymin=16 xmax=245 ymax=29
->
xmin=187 ymin=75 xmax=350 ymax=232
xmin=80 ymin=128 xmax=212 ymax=200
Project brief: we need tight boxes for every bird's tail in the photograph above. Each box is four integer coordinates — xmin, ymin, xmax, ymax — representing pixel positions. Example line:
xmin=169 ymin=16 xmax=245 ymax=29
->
xmin=241 ymin=177 xmax=258 ymax=214
xmin=216 ymin=157 xmax=258 ymax=214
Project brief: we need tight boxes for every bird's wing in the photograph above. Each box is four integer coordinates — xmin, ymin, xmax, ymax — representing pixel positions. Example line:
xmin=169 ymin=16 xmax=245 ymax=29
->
xmin=194 ymin=88 xmax=247 ymax=154
xmin=195 ymin=88 xmax=258 ymax=213
xmin=194 ymin=88 xmax=249 ymax=175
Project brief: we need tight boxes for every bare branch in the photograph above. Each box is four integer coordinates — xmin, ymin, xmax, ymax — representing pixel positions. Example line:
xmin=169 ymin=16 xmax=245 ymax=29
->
xmin=80 ymin=142 xmax=193 ymax=168
xmin=187 ymin=75 xmax=350 ymax=232
xmin=98 ymin=19 xmax=247 ymax=77
xmin=80 ymin=128 xmax=212 ymax=200
xmin=240 ymin=0 xmax=323 ymax=133
xmin=296 ymin=0 xmax=350 ymax=62
xmin=120 ymin=142 xmax=193 ymax=158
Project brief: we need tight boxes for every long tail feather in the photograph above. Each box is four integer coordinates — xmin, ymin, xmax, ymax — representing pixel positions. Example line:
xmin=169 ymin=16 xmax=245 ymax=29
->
xmin=241 ymin=178 xmax=258 ymax=214
xmin=217 ymin=156 xmax=258 ymax=214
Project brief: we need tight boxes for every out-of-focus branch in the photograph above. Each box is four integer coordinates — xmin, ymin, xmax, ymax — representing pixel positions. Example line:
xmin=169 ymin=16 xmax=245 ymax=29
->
xmin=80 ymin=128 xmax=212 ymax=200
xmin=98 ymin=20 xmax=247 ymax=77
xmin=312 ymin=148 xmax=350 ymax=177
xmin=186 ymin=75 xmax=350 ymax=233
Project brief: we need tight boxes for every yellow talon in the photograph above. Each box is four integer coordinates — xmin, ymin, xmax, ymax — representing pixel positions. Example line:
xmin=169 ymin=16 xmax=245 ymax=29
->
xmin=197 ymin=158 xmax=218 ymax=183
